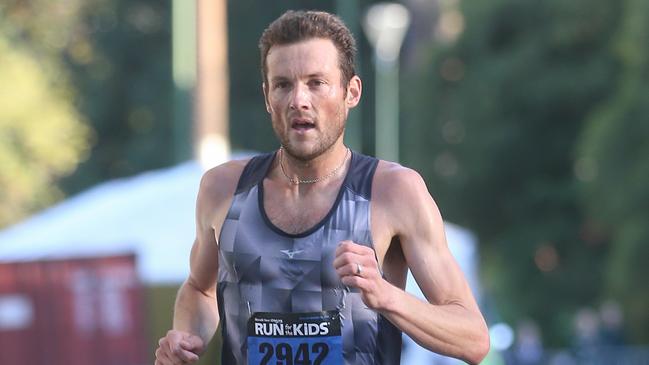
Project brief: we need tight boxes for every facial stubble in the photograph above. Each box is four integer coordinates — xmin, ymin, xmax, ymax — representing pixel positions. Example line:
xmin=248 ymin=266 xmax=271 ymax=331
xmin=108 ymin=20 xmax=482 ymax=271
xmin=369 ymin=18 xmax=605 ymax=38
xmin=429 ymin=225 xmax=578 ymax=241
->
xmin=273 ymin=102 xmax=347 ymax=162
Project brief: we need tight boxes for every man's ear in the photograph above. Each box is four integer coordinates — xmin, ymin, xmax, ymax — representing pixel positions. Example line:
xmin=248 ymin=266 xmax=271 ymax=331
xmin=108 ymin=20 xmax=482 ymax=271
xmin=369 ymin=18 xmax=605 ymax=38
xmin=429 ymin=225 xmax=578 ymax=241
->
xmin=262 ymin=82 xmax=271 ymax=113
xmin=346 ymin=76 xmax=362 ymax=108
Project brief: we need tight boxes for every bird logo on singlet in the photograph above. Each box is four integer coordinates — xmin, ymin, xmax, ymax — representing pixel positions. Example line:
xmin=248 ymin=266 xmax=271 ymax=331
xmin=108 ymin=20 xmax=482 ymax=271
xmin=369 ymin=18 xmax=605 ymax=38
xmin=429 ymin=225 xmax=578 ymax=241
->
xmin=280 ymin=249 xmax=305 ymax=259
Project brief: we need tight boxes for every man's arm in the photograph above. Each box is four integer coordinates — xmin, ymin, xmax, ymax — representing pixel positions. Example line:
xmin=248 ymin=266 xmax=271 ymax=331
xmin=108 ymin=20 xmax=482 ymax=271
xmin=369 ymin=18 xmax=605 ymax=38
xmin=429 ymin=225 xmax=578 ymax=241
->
xmin=155 ymin=161 xmax=246 ymax=364
xmin=334 ymin=163 xmax=490 ymax=364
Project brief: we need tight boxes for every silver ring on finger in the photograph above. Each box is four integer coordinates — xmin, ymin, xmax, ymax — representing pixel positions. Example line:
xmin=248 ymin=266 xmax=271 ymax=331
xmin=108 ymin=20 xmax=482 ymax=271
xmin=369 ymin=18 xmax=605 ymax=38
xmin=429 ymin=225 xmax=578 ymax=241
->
xmin=355 ymin=263 xmax=363 ymax=276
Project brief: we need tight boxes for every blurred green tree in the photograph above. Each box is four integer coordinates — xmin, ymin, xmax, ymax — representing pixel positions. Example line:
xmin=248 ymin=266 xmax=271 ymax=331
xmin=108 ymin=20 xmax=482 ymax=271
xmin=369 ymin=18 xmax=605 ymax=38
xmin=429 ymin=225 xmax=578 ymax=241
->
xmin=402 ymin=0 xmax=629 ymax=345
xmin=577 ymin=0 xmax=649 ymax=343
xmin=1 ymin=0 xmax=174 ymax=196
xmin=0 ymin=32 xmax=89 ymax=228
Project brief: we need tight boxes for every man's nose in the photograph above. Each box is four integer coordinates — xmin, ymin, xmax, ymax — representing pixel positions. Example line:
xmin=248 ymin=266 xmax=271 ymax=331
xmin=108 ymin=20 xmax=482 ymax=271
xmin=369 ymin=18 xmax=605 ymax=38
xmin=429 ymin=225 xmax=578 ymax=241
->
xmin=289 ymin=84 xmax=310 ymax=110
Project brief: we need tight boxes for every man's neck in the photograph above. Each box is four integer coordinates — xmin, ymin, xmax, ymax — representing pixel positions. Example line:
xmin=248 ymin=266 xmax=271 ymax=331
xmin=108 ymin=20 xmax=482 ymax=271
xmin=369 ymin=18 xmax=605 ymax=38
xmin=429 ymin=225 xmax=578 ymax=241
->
xmin=278 ymin=144 xmax=350 ymax=186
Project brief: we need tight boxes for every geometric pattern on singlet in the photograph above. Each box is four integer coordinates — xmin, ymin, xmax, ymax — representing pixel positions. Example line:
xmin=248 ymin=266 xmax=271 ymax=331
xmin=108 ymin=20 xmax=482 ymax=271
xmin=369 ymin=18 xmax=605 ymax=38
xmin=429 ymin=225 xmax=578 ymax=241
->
xmin=216 ymin=150 xmax=402 ymax=364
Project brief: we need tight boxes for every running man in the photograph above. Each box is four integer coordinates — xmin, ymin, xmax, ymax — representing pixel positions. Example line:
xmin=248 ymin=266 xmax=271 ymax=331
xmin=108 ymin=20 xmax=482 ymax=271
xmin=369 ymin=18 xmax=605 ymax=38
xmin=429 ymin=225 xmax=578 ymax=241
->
xmin=155 ymin=10 xmax=489 ymax=365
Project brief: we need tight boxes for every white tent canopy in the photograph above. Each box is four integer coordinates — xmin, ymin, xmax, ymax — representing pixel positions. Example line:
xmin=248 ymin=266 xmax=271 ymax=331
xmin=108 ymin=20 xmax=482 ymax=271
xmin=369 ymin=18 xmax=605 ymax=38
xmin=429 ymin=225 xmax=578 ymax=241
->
xmin=0 ymin=160 xmax=210 ymax=284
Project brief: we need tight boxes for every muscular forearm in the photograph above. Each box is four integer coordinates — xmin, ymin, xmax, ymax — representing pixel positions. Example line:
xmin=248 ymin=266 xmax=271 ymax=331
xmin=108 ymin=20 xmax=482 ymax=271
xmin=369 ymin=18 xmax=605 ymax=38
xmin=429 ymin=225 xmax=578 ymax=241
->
xmin=173 ymin=280 xmax=219 ymax=347
xmin=334 ymin=240 xmax=490 ymax=363
xmin=379 ymin=286 xmax=489 ymax=364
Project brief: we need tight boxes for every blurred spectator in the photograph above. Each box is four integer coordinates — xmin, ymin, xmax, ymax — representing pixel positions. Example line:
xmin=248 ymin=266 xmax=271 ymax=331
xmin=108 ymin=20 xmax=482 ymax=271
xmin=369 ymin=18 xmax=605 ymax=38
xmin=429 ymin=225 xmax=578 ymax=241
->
xmin=512 ymin=319 xmax=543 ymax=365
xmin=598 ymin=300 xmax=626 ymax=347
xmin=547 ymin=351 xmax=577 ymax=365
xmin=573 ymin=307 xmax=600 ymax=363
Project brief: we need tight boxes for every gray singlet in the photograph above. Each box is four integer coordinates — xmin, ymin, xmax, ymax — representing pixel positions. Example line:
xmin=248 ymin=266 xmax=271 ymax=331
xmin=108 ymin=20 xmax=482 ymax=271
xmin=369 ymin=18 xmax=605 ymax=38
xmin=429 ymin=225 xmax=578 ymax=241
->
xmin=217 ymin=150 xmax=402 ymax=364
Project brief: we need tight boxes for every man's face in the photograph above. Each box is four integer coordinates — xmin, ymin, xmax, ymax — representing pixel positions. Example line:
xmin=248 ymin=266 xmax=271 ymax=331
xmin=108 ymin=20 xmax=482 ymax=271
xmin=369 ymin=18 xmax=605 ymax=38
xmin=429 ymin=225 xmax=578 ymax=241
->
xmin=263 ymin=38 xmax=361 ymax=161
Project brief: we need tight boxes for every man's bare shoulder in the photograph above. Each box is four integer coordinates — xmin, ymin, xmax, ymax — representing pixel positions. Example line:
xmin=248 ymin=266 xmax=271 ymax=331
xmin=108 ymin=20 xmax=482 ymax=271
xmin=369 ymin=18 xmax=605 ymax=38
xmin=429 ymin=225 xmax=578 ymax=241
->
xmin=198 ymin=158 xmax=251 ymax=202
xmin=370 ymin=160 xmax=438 ymax=247
xmin=372 ymin=161 xmax=444 ymax=250
xmin=373 ymin=160 xmax=429 ymax=203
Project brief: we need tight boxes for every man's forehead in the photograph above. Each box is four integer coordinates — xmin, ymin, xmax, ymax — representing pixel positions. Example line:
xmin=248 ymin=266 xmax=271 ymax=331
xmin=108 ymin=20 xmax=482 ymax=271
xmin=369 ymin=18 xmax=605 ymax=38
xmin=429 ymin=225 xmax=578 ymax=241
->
xmin=267 ymin=37 xmax=338 ymax=55
xmin=266 ymin=38 xmax=340 ymax=78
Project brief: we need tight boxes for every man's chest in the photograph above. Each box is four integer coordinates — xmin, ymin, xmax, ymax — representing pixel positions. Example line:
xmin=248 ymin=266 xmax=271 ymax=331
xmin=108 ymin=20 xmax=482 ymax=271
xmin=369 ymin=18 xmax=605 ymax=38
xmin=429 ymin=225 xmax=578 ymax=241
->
xmin=262 ymin=191 xmax=395 ymax=270
xmin=263 ymin=184 xmax=340 ymax=236
xmin=264 ymin=201 xmax=329 ymax=235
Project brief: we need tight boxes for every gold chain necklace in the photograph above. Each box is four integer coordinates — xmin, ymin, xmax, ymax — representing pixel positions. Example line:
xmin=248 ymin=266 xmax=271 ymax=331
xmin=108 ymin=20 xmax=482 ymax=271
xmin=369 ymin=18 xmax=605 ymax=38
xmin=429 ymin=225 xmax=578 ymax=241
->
xmin=279 ymin=147 xmax=350 ymax=185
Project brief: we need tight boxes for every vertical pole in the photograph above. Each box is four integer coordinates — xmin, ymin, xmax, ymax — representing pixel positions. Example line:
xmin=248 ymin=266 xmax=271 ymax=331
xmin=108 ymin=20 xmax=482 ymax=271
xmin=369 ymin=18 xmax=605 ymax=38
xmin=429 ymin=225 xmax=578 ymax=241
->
xmin=362 ymin=3 xmax=410 ymax=163
xmin=196 ymin=0 xmax=230 ymax=169
xmin=375 ymin=57 xmax=399 ymax=162
xmin=172 ymin=0 xmax=196 ymax=162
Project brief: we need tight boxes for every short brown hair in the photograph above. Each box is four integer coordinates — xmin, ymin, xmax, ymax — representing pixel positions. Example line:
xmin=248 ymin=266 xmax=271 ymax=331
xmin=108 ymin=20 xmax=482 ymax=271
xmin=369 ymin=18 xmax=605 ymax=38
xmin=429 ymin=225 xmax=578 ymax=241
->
xmin=259 ymin=10 xmax=357 ymax=88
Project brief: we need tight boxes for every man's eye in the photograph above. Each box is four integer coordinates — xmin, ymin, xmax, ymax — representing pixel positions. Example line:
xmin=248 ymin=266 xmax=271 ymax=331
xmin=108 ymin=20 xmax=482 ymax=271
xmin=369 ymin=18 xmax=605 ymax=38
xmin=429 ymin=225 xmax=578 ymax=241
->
xmin=310 ymin=80 xmax=325 ymax=87
xmin=274 ymin=82 xmax=289 ymax=89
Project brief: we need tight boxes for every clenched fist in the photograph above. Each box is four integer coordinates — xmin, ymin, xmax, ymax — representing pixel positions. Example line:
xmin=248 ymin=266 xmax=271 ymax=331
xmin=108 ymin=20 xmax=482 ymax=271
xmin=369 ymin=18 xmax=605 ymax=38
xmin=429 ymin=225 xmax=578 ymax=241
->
xmin=154 ymin=330 xmax=204 ymax=365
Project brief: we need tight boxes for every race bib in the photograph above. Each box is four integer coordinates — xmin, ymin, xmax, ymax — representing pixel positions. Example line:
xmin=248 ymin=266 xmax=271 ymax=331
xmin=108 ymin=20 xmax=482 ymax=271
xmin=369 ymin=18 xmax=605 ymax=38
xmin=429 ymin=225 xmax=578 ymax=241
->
xmin=247 ymin=311 xmax=343 ymax=365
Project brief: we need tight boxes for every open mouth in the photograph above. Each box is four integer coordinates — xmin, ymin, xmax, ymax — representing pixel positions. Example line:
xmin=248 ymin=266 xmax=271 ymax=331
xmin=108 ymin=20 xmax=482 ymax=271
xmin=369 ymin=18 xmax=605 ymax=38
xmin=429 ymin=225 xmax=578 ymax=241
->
xmin=291 ymin=118 xmax=316 ymax=131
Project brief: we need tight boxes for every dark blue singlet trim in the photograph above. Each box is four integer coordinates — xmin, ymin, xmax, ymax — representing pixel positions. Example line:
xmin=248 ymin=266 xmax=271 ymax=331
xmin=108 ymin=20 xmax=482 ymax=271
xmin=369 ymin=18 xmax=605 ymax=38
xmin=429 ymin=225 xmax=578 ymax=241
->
xmin=235 ymin=151 xmax=276 ymax=194
xmin=343 ymin=152 xmax=379 ymax=201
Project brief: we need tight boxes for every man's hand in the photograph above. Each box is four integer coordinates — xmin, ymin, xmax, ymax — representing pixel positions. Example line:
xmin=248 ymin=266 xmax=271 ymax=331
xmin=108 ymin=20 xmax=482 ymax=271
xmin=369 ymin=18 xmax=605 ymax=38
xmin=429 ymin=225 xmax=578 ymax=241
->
xmin=154 ymin=330 xmax=204 ymax=365
xmin=333 ymin=240 xmax=393 ymax=310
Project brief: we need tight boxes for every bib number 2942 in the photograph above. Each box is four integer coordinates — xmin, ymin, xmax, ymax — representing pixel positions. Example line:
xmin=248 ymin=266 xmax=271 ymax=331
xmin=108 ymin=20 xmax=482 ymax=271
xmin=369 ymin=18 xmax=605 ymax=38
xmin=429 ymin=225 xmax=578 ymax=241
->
xmin=258 ymin=341 xmax=328 ymax=365
xmin=247 ymin=311 xmax=342 ymax=365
